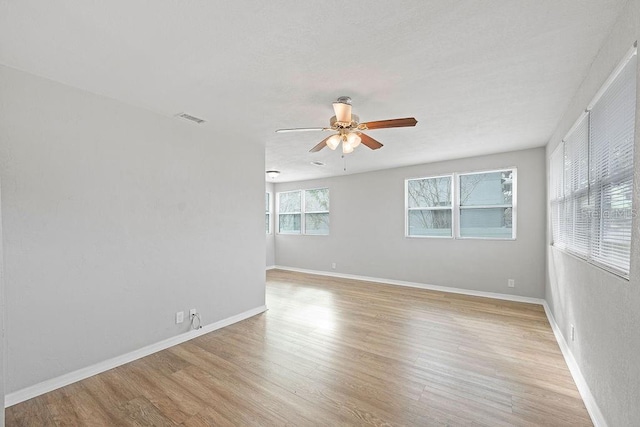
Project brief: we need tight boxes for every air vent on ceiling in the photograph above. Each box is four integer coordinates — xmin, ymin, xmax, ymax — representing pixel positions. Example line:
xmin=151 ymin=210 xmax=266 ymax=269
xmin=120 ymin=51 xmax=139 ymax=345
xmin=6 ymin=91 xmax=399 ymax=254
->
xmin=175 ymin=112 xmax=206 ymax=124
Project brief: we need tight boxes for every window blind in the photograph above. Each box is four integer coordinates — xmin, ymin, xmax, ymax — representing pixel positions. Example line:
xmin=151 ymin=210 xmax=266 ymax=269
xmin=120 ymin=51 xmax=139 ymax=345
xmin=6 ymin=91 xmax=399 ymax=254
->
xmin=588 ymin=51 xmax=636 ymax=275
xmin=549 ymin=47 xmax=636 ymax=278
xmin=564 ymin=115 xmax=590 ymax=257
xmin=550 ymin=145 xmax=565 ymax=247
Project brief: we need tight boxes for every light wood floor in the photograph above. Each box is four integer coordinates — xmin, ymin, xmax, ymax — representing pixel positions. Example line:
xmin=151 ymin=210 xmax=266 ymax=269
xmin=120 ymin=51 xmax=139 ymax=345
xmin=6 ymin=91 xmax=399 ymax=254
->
xmin=6 ymin=269 xmax=592 ymax=426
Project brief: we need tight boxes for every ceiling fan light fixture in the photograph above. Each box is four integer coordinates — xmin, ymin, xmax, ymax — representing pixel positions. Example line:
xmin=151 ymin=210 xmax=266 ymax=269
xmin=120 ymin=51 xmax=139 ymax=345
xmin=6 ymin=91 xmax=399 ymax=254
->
xmin=342 ymin=140 xmax=354 ymax=154
xmin=326 ymin=134 xmax=341 ymax=150
xmin=346 ymin=132 xmax=361 ymax=148
xmin=266 ymin=170 xmax=280 ymax=179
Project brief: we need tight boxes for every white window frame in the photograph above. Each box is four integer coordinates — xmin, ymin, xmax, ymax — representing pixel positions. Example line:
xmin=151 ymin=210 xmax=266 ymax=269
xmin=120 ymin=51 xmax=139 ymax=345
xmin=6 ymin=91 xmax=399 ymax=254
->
xmin=550 ymin=144 xmax=566 ymax=248
xmin=265 ymin=192 xmax=271 ymax=235
xmin=277 ymin=190 xmax=303 ymax=235
xmin=303 ymin=187 xmax=330 ymax=236
xmin=456 ymin=168 xmax=517 ymax=240
xmin=277 ymin=187 xmax=330 ymax=235
xmin=405 ymin=174 xmax=454 ymax=238
xmin=405 ymin=169 xmax=517 ymax=240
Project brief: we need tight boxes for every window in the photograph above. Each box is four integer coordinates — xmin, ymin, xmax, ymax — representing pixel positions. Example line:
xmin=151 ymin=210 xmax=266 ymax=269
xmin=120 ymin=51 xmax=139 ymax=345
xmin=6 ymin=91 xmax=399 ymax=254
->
xmin=278 ymin=190 xmax=302 ymax=234
xmin=459 ymin=170 xmax=515 ymax=239
xmin=550 ymin=145 xmax=565 ymax=248
xmin=277 ymin=188 xmax=330 ymax=235
xmin=304 ymin=188 xmax=330 ymax=235
xmin=406 ymin=175 xmax=453 ymax=237
xmin=550 ymin=46 xmax=636 ymax=278
xmin=406 ymin=169 xmax=516 ymax=239
xmin=560 ymin=115 xmax=590 ymax=255
xmin=265 ymin=192 xmax=271 ymax=234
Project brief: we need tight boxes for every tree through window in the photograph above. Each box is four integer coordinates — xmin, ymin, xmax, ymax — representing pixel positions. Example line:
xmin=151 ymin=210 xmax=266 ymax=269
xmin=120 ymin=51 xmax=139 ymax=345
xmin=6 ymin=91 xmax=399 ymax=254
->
xmin=277 ymin=188 xmax=330 ymax=235
xmin=406 ymin=169 xmax=516 ymax=239
xmin=406 ymin=175 xmax=453 ymax=237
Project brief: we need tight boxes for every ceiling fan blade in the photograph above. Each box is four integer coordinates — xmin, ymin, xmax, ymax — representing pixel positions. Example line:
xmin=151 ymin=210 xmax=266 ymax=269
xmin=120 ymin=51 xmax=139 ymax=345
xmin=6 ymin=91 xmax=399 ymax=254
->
xmin=309 ymin=135 xmax=332 ymax=152
xmin=361 ymin=117 xmax=418 ymax=130
xmin=359 ymin=133 xmax=384 ymax=150
xmin=276 ymin=127 xmax=331 ymax=133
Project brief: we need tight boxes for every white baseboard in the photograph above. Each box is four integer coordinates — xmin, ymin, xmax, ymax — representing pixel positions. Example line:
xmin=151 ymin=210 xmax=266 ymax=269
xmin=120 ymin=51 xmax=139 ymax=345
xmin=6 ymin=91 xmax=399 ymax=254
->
xmin=5 ymin=305 xmax=268 ymax=408
xmin=7 ymin=271 xmax=605 ymax=427
xmin=542 ymin=302 xmax=607 ymax=427
xmin=271 ymin=265 xmax=544 ymax=305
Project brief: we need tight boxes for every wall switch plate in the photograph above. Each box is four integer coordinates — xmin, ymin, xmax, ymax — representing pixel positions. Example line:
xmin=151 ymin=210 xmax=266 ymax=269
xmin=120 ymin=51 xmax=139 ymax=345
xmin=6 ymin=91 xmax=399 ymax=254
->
xmin=176 ymin=311 xmax=184 ymax=324
xmin=508 ymin=279 xmax=515 ymax=288
xmin=190 ymin=309 xmax=197 ymax=317
xmin=331 ymin=262 xmax=337 ymax=269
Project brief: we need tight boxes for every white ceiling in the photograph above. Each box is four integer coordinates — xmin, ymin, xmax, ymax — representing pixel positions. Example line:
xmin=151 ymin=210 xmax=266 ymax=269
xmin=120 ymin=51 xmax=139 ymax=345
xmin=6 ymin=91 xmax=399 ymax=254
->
xmin=0 ymin=1 xmax=626 ymax=182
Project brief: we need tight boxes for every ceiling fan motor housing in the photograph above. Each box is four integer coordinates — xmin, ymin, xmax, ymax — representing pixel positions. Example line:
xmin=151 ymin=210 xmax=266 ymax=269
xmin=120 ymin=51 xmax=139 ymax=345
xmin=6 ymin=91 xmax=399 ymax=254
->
xmin=330 ymin=114 xmax=360 ymax=129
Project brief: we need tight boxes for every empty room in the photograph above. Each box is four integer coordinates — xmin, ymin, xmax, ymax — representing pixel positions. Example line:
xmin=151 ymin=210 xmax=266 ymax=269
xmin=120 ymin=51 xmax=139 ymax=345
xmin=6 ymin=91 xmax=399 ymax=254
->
xmin=1 ymin=1 xmax=639 ymax=426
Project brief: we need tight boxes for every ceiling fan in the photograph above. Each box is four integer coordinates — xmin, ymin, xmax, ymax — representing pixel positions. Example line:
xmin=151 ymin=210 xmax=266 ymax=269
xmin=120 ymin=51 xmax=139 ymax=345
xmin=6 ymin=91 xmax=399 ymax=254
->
xmin=276 ymin=96 xmax=417 ymax=154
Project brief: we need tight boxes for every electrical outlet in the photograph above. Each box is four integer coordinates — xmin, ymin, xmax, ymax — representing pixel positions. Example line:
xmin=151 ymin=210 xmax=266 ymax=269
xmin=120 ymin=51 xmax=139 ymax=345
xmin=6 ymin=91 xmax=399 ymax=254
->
xmin=190 ymin=308 xmax=197 ymax=317
xmin=176 ymin=311 xmax=184 ymax=324
xmin=331 ymin=262 xmax=337 ymax=269
xmin=508 ymin=279 xmax=515 ymax=288
xmin=571 ymin=324 xmax=575 ymax=341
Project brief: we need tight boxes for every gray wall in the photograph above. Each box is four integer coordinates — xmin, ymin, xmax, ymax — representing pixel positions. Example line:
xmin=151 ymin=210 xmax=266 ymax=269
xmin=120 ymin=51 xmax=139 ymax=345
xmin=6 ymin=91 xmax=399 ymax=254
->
xmin=266 ymin=182 xmax=275 ymax=267
xmin=0 ymin=66 xmax=266 ymax=394
xmin=545 ymin=0 xmax=640 ymax=425
xmin=275 ymin=147 xmax=546 ymax=298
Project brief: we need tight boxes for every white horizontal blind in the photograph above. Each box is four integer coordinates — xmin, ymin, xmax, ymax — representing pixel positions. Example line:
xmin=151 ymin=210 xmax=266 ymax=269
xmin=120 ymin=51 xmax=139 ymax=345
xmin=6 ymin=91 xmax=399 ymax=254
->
xmin=549 ymin=47 xmax=636 ymax=278
xmin=564 ymin=115 xmax=590 ymax=257
xmin=549 ymin=145 xmax=565 ymax=247
xmin=588 ymin=52 xmax=636 ymax=275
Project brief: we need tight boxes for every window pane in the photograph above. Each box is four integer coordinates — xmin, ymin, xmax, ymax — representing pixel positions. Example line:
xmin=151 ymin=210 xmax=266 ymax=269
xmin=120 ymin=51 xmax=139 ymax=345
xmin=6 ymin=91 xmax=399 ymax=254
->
xmin=460 ymin=207 xmax=512 ymax=238
xmin=407 ymin=177 xmax=452 ymax=208
xmin=562 ymin=117 xmax=589 ymax=253
xmin=279 ymin=191 xmax=301 ymax=213
xmin=408 ymin=210 xmax=452 ymax=236
xmin=265 ymin=213 xmax=270 ymax=234
xmin=572 ymin=193 xmax=590 ymax=256
xmin=460 ymin=171 xmax=512 ymax=206
xmin=265 ymin=193 xmax=269 ymax=213
xmin=305 ymin=213 xmax=329 ymax=235
xmin=305 ymin=188 xmax=329 ymax=212
xmin=550 ymin=200 xmax=564 ymax=248
xmin=564 ymin=117 xmax=589 ymax=194
xmin=591 ymin=180 xmax=633 ymax=272
xmin=550 ymin=146 xmax=564 ymax=201
xmin=279 ymin=214 xmax=301 ymax=234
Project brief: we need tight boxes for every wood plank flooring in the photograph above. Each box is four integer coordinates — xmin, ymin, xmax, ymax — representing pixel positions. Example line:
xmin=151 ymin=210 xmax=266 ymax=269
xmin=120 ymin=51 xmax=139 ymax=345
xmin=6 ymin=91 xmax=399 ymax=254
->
xmin=6 ymin=269 xmax=592 ymax=426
